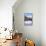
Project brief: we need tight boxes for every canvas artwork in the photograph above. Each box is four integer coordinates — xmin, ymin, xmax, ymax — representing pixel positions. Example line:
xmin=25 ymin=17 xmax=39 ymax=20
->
xmin=24 ymin=13 xmax=33 ymax=26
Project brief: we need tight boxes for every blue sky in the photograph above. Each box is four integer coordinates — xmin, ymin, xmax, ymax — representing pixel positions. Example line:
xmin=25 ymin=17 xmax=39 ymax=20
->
xmin=24 ymin=13 xmax=32 ymax=16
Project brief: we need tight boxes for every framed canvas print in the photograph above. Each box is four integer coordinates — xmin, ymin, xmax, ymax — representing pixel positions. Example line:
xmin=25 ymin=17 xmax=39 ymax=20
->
xmin=24 ymin=13 xmax=33 ymax=26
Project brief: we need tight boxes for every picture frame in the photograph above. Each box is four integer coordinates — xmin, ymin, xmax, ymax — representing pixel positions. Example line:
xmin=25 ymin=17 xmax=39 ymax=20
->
xmin=24 ymin=13 xmax=33 ymax=26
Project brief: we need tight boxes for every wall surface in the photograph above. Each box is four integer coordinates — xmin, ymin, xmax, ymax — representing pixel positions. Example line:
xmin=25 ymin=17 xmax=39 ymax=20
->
xmin=41 ymin=0 xmax=46 ymax=46
xmin=0 ymin=0 xmax=16 ymax=30
xmin=13 ymin=0 xmax=41 ymax=46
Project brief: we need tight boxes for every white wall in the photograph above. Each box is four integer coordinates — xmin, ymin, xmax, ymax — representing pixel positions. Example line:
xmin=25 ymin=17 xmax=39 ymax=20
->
xmin=0 ymin=0 xmax=16 ymax=30
xmin=41 ymin=0 xmax=46 ymax=46
xmin=13 ymin=0 xmax=41 ymax=46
